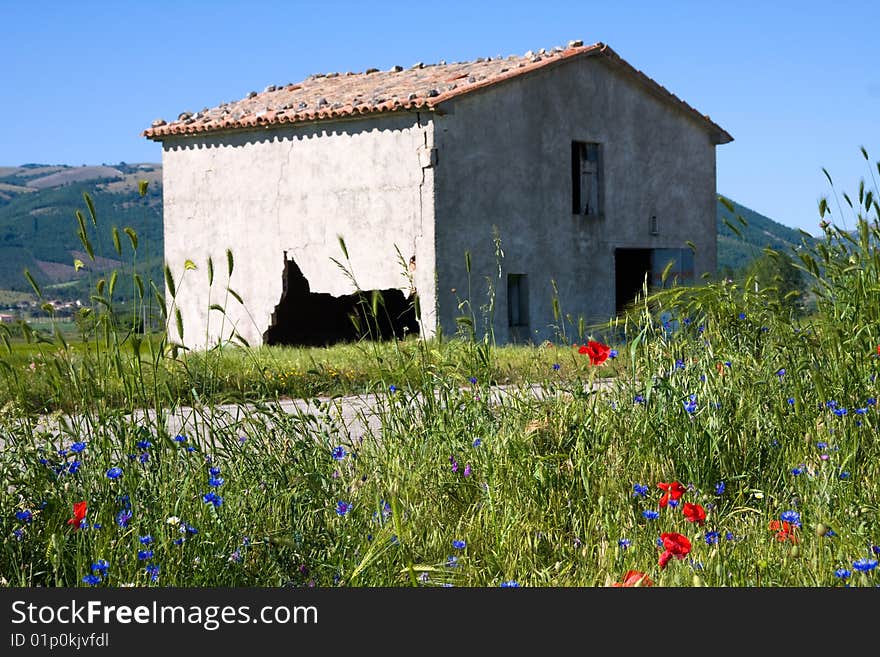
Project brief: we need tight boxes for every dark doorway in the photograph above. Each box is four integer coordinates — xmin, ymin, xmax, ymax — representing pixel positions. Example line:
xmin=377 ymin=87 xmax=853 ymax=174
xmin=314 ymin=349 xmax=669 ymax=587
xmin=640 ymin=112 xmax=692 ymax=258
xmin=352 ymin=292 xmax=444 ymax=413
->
xmin=614 ymin=248 xmax=652 ymax=313
xmin=264 ymin=256 xmax=420 ymax=346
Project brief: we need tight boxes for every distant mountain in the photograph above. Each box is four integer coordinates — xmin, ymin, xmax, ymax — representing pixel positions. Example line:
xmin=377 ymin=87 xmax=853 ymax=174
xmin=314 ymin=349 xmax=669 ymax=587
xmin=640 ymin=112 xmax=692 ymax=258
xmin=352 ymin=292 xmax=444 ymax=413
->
xmin=716 ymin=197 xmax=817 ymax=275
xmin=0 ymin=162 xmax=815 ymax=306
xmin=0 ymin=163 xmax=163 ymax=304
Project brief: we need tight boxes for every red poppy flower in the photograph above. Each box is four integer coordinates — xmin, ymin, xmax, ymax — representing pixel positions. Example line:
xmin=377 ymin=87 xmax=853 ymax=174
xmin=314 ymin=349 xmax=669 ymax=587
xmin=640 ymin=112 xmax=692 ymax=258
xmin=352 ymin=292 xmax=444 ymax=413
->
xmin=67 ymin=501 xmax=87 ymax=530
xmin=587 ymin=340 xmax=611 ymax=365
xmin=682 ymin=502 xmax=706 ymax=526
xmin=578 ymin=340 xmax=611 ymax=365
xmin=657 ymin=481 xmax=686 ymax=508
xmin=611 ymin=570 xmax=654 ymax=587
xmin=768 ymin=520 xmax=799 ymax=544
xmin=658 ymin=532 xmax=691 ymax=569
xmin=876 ymin=344 xmax=880 ymax=356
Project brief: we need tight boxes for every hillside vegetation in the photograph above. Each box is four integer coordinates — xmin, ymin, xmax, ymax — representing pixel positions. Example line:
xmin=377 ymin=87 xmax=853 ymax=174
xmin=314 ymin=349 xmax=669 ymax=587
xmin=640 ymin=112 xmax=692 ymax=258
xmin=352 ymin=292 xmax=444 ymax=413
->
xmin=0 ymin=163 xmax=163 ymax=302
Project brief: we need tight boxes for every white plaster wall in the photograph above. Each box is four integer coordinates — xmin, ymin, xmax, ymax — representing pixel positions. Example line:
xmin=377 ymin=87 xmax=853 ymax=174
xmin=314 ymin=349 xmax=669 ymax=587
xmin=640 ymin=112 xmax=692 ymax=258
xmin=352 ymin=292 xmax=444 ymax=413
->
xmin=161 ymin=112 xmax=436 ymax=349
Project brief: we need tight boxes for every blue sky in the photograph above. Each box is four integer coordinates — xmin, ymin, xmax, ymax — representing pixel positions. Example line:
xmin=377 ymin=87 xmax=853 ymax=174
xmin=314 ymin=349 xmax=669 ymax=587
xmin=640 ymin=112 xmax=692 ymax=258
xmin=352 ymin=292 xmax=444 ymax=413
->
xmin=2 ymin=0 xmax=877 ymax=235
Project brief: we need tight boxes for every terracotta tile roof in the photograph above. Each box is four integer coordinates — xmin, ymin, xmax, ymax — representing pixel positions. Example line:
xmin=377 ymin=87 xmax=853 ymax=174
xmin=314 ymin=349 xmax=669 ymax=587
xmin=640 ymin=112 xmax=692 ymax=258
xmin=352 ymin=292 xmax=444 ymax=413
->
xmin=143 ymin=41 xmax=732 ymax=144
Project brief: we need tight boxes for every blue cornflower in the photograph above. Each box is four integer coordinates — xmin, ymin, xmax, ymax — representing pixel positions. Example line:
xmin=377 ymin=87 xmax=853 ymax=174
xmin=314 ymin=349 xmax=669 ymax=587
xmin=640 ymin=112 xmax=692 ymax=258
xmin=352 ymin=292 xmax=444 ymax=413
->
xmin=12 ymin=529 xmax=23 ymax=541
xmin=91 ymin=559 xmax=109 ymax=575
xmin=139 ymin=535 xmax=153 ymax=545
xmin=609 ymin=350 xmax=618 ymax=359
xmin=389 ymin=385 xmax=397 ymax=393
xmin=552 ymin=363 xmax=561 ymax=371
xmin=791 ymin=465 xmax=805 ymax=476
xmin=817 ymin=441 xmax=828 ymax=450
xmin=776 ymin=368 xmax=786 ymax=377
xmin=173 ymin=538 xmax=185 ymax=545
xmin=634 ymin=394 xmax=645 ymax=404
xmin=203 ymin=492 xmax=223 ymax=508
xmin=675 ymin=359 xmax=685 ymax=370
xmin=377 ymin=500 xmax=392 ymax=520
xmin=725 ymin=532 xmax=736 ymax=541
xmin=867 ymin=397 xmax=877 ymax=406
xmin=724 ymin=361 xmax=731 ymax=367
xmin=633 ymin=483 xmax=649 ymax=497
xmin=445 ymin=555 xmax=459 ymax=568
xmin=472 ymin=438 xmax=482 ymax=448
xmin=618 ymin=538 xmax=631 ymax=549
xmin=15 ymin=510 xmax=32 ymax=523
xmin=106 ymin=467 xmax=123 ymax=480
xmin=145 ymin=564 xmax=160 ymax=582
xmin=668 ymin=499 xmax=680 ymax=508
xmin=69 ymin=441 xmax=87 ymax=453
xmin=834 ymin=568 xmax=851 ymax=579
xmin=208 ymin=466 xmax=221 ymax=476
xmin=642 ymin=510 xmax=659 ymax=520
xmin=853 ymin=558 xmax=878 ymax=572
xmin=469 ymin=376 xmax=477 ymax=385
xmin=174 ymin=434 xmax=187 ymax=442
xmin=683 ymin=395 xmax=697 ymax=414
xmin=787 ymin=397 xmax=795 ymax=405
xmin=136 ymin=440 xmax=152 ymax=450
xmin=336 ymin=501 xmax=351 ymax=516
xmin=855 ymin=407 xmax=868 ymax=415
xmin=738 ymin=312 xmax=746 ymax=320
xmin=780 ymin=510 xmax=801 ymax=527
xmin=452 ymin=539 xmax=466 ymax=550
xmin=839 ymin=471 xmax=851 ymax=480
xmin=833 ymin=407 xmax=848 ymax=416
xmin=208 ymin=475 xmax=224 ymax=487
xmin=715 ymin=481 xmax=726 ymax=495
xmin=137 ymin=550 xmax=154 ymax=561
xmin=331 ymin=446 xmax=347 ymax=461
xmin=65 ymin=460 xmax=80 ymax=475
xmin=116 ymin=509 xmax=132 ymax=528
xmin=500 ymin=580 xmax=520 ymax=587
xmin=82 ymin=574 xmax=101 ymax=586
xmin=704 ymin=531 xmax=720 ymax=545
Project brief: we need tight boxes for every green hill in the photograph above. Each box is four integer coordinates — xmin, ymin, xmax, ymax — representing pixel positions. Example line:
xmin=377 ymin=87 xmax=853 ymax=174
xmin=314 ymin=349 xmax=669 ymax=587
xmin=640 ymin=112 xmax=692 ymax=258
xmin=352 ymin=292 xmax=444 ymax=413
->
xmin=716 ymin=196 xmax=817 ymax=275
xmin=0 ymin=163 xmax=163 ymax=306
xmin=0 ymin=162 xmax=815 ymax=310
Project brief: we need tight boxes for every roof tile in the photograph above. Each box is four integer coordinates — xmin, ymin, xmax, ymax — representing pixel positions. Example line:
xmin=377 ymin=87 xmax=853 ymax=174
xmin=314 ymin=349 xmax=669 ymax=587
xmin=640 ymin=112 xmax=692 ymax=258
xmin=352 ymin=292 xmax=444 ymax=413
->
xmin=143 ymin=42 xmax=732 ymax=144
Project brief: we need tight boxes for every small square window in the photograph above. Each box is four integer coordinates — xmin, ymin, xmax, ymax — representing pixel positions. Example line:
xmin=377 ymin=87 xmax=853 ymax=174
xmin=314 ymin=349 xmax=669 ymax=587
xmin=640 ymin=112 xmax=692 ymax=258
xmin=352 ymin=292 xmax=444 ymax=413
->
xmin=572 ymin=141 xmax=603 ymax=216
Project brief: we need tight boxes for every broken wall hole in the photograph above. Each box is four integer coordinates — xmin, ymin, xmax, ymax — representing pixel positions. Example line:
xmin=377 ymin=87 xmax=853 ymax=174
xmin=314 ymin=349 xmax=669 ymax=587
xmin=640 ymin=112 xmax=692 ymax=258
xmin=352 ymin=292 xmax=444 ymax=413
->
xmin=264 ymin=256 xmax=420 ymax=346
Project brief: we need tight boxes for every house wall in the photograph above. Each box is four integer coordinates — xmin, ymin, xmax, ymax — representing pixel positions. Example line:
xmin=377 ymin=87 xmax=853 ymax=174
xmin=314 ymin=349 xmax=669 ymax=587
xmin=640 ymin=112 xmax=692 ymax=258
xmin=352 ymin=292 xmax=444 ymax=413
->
xmin=432 ymin=55 xmax=719 ymax=344
xmin=160 ymin=113 xmax=436 ymax=348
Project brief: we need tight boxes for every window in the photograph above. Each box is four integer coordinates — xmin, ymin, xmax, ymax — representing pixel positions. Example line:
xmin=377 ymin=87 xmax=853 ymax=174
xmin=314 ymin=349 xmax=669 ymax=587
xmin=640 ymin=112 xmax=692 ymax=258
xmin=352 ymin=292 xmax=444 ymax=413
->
xmin=507 ymin=274 xmax=529 ymax=328
xmin=651 ymin=249 xmax=695 ymax=288
xmin=572 ymin=141 xmax=603 ymax=216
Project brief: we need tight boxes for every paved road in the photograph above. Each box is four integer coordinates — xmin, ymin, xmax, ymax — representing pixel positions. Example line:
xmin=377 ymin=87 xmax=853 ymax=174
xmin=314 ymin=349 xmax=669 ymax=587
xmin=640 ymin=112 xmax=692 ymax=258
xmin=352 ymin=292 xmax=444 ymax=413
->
xmin=14 ymin=379 xmax=614 ymax=447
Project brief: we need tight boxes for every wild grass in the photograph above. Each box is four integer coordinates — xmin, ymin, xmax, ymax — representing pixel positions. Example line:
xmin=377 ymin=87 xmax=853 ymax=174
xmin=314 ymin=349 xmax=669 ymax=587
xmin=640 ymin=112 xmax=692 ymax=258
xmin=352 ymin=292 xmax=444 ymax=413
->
xmin=2 ymin=154 xmax=880 ymax=587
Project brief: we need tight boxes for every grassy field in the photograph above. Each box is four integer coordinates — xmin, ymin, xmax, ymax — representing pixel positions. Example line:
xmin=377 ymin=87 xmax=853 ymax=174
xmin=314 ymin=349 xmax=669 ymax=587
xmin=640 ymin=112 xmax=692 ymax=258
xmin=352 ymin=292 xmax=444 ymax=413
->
xmin=2 ymin=171 xmax=880 ymax=588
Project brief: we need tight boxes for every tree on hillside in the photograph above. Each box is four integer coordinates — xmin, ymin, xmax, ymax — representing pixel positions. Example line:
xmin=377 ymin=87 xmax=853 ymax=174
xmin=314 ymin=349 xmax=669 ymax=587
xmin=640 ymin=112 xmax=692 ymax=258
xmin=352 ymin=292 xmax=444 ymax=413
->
xmin=745 ymin=249 xmax=807 ymax=313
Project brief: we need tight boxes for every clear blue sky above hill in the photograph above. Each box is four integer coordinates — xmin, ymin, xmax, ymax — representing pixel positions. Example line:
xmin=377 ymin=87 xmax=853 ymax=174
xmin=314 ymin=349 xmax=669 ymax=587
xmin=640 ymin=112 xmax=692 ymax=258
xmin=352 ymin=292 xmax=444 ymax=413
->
xmin=2 ymin=0 xmax=878 ymax=235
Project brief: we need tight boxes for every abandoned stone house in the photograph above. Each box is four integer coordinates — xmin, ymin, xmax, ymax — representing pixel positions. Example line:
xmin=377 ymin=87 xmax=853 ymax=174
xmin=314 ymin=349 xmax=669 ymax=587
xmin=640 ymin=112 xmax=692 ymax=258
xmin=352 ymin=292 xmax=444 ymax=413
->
xmin=143 ymin=40 xmax=732 ymax=349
